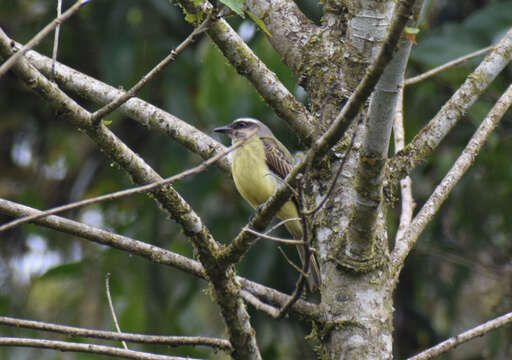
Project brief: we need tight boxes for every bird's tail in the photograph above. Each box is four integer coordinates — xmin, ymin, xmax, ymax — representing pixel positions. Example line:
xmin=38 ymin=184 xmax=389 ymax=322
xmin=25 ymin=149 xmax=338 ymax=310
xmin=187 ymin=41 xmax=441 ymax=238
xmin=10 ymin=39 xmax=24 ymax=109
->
xmin=285 ymin=219 xmax=321 ymax=292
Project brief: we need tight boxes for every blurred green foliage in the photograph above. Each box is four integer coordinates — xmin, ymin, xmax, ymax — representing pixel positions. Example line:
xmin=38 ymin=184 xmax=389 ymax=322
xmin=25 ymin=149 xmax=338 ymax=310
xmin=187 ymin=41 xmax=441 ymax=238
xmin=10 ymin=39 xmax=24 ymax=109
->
xmin=0 ymin=0 xmax=511 ymax=359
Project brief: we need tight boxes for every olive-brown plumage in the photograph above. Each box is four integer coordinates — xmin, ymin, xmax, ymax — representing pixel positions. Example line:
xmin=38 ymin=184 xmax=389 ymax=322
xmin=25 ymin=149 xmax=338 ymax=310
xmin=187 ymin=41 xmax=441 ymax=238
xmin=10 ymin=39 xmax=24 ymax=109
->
xmin=214 ymin=118 xmax=321 ymax=291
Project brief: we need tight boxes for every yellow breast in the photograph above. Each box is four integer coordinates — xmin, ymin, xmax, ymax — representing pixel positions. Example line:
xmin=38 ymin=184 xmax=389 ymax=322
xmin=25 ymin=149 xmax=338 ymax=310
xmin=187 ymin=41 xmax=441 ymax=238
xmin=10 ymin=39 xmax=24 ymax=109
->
xmin=231 ymin=137 xmax=300 ymax=235
xmin=232 ymin=137 xmax=276 ymax=208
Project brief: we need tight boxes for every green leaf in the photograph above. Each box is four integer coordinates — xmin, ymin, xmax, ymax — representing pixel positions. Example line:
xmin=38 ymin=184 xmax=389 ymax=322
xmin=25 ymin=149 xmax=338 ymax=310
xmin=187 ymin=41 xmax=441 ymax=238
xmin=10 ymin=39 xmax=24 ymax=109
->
xmin=219 ymin=0 xmax=245 ymax=17
xmin=246 ymin=10 xmax=272 ymax=37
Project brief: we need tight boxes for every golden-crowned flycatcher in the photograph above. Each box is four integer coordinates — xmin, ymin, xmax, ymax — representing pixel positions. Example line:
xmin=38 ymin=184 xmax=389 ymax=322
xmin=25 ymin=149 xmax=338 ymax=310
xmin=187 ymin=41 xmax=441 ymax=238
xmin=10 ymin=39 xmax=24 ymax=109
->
xmin=214 ymin=118 xmax=321 ymax=291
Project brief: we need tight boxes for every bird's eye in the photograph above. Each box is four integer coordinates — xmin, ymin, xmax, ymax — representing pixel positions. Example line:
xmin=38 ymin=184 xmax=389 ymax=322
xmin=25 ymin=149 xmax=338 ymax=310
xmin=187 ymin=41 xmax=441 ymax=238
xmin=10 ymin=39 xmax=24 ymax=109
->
xmin=234 ymin=121 xmax=247 ymax=129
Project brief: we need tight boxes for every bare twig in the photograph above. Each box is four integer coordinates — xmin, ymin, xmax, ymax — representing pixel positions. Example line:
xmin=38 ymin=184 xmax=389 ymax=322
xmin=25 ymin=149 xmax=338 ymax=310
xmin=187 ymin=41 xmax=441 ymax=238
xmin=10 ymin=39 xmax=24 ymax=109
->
xmin=265 ymin=218 xmax=301 ymax=234
xmin=277 ymin=247 xmax=307 ymax=276
xmin=277 ymin=275 xmax=306 ymax=318
xmin=0 ymin=337 xmax=203 ymax=360
xmin=50 ymin=0 xmax=62 ymax=81
xmin=405 ymin=46 xmax=495 ymax=86
xmin=0 ymin=316 xmax=232 ymax=351
xmin=240 ymin=290 xmax=280 ymax=318
xmin=91 ymin=14 xmax=214 ymax=125
xmin=0 ymin=135 xmax=248 ymax=233
xmin=391 ymin=83 xmax=512 ymax=276
xmin=242 ymin=227 xmax=307 ymax=245
xmin=105 ymin=273 xmax=128 ymax=350
xmin=407 ymin=311 xmax=512 ymax=360
xmin=0 ymin=0 xmax=91 ymax=78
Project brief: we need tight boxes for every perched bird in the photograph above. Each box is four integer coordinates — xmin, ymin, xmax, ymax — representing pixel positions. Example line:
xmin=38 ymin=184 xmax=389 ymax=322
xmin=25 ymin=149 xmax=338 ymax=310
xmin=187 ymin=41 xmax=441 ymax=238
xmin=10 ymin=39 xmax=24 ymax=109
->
xmin=214 ymin=118 xmax=321 ymax=291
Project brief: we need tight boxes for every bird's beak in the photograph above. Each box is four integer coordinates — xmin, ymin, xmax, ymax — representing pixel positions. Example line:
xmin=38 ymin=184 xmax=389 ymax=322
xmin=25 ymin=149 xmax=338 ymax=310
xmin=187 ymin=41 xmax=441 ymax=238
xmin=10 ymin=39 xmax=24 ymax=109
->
xmin=213 ymin=125 xmax=233 ymax=134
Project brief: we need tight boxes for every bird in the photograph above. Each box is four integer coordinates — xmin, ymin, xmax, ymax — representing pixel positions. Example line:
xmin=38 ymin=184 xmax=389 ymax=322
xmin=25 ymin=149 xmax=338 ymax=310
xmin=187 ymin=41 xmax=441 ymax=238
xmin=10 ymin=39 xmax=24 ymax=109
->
xmin=214 ymin=118 xmax=321 ymax=291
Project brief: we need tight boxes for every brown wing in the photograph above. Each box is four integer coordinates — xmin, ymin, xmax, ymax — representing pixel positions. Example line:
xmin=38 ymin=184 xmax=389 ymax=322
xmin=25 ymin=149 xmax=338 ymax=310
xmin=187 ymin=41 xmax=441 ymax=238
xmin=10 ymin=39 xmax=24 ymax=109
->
xmin=261 ymin=136 xmax=294 ymax=179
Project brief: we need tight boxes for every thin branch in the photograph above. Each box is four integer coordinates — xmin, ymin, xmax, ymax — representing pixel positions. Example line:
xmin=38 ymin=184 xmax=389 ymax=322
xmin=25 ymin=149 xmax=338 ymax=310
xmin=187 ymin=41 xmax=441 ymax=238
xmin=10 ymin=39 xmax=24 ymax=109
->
xmin=0 ymin=135 xmax=246 ymax=233
xmin=407 ymin=311 xmax=512 ymax=360
xmin=243 ymin=227 xmax=307 ymax=245
xmin=278 ymin=247 xmax=307 ymax=276
xmin=91 ymin=14 xmax=214 ymax=125
xmin=404 ymin=46 xmax=495 ymax=86
xmin=240 ymin=290 xmax=280 ymax=318
xmin=0 ymin=316 xmax=232 ymax=351
xmin=105 ymin=273 xmax=128 ymax=350
xmin=50 ymin=0 xmax=62 ymax=81
xmin=264 ymin=217 xmax=300 ymax=233
xmin=277 ymin=271 xmax=306 ymax=318
xmin=0 ymin=0 xmax=91 ymax=78
xmin=391 ymin=83 xmax=512 ymax=276
xmin=0 ymin=337 xmax=203 ymax=360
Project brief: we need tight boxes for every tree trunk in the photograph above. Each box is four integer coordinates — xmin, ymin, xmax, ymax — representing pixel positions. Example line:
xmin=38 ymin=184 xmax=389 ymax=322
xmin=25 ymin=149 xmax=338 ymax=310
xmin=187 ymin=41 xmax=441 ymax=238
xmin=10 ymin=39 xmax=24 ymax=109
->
xmin=300 ymin=1 xmax=420 ymax=357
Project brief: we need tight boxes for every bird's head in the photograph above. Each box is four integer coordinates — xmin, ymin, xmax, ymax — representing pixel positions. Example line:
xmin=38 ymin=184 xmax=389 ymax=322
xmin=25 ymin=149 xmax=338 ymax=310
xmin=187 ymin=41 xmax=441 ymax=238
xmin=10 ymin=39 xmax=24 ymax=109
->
xmin=213 ymin=118 xmax=273 ymax=141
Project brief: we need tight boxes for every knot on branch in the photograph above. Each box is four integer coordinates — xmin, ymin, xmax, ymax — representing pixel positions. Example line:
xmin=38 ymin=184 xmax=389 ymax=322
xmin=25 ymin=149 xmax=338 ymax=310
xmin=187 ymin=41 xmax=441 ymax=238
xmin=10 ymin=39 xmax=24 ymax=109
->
xmin=331 ymin=231 xmax=388 ymax=273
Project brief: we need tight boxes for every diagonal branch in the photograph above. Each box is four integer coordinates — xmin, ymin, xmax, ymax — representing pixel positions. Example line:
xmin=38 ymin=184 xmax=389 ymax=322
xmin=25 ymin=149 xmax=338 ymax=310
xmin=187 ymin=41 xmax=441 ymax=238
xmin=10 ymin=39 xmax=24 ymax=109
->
xmin=0 ymin=0 xmax=91 ymax=78
xmin=391 ymin=83 xmax=512 ymax=277
xmin=91 ymin=14 xmax=214 ymax=125
xmin=386 ymin=27 xmax=512 ymax=189
xmin=105 ymin=274 xmax=129 ymax=350
xmin=407 ymin=311 xmax=512 ymax=360
xmin=0 ymin=137 xmax=244 ymax=233
xmin=404 ymin=45 xmax=495 ymax=86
